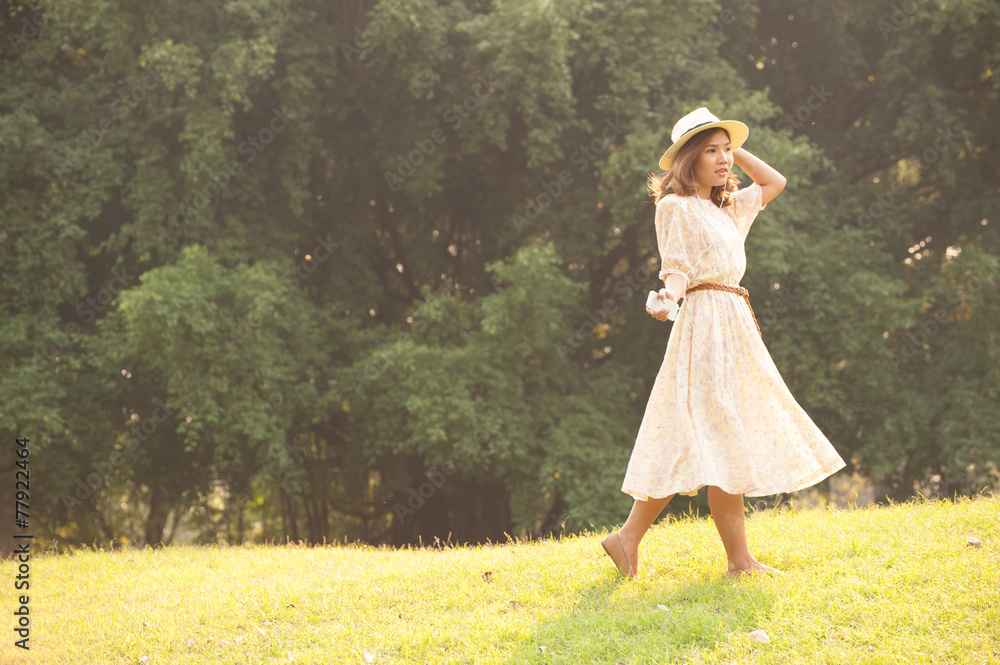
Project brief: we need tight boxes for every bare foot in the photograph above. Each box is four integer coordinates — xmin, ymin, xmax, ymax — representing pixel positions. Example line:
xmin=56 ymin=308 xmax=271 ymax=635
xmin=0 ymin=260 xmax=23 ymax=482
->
xmin=615 ymin=529 xmax=640 ymax=578
xmin=726 ymin=558 xmax=784 ymax=580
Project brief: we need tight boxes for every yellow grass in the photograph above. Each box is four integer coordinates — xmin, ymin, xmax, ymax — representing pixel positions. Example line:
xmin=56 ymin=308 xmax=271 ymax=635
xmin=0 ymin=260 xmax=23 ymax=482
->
xmin=1 ymin=494 xmax=997 ymax=664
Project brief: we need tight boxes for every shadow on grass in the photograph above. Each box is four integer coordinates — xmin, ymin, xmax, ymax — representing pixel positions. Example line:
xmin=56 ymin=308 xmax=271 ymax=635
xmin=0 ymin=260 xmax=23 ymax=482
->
xmin=503 ymin=568 xmax=776 ymax=664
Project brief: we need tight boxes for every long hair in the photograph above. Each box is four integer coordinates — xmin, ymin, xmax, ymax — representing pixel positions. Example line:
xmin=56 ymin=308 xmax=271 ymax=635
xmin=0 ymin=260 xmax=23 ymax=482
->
xmin=646 ymin=128 xmax=739 ymax=207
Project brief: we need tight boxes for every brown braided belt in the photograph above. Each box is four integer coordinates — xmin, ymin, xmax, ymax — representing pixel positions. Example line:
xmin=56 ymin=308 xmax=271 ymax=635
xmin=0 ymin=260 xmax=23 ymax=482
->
xmin=684 ymin=282 xmax=762 ymax=338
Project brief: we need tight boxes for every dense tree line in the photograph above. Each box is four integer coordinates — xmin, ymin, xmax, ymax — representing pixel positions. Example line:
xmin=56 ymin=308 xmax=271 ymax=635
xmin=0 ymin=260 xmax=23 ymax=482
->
xmin=0 ymin=0 xmax=997 ymax=551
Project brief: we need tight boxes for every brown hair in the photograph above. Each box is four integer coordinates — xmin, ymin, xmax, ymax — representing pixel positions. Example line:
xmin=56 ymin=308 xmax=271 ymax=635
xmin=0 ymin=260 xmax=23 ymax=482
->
xmin=646 ymin=128 xmax=738 ymax=207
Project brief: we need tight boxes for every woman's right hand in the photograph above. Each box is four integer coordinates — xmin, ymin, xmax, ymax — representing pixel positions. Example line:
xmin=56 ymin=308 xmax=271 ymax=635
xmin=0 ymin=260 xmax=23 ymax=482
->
xmin=646 ymin=288 xmax=673 ymax=322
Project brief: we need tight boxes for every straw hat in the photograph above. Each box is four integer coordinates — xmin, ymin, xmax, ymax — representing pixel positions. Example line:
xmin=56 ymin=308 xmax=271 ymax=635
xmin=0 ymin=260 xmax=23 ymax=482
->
xmin=658 ymin=107 xmax=748 ymax=171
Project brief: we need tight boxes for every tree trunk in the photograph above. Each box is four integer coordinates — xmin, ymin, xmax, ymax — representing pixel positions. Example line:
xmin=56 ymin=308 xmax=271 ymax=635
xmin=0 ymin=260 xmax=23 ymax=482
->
xmin=281 ymin=488 xmax=299 ymax=543
xmin=144 ymin=485 xmax=169 ymax=546
xmin=164 ymin=508 xmax=181 ymax=546
xmin=540 ymin=495 xmax=570 ymax=539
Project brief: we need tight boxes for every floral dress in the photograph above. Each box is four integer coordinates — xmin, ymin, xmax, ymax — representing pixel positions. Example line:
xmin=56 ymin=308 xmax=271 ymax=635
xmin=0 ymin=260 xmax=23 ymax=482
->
xmin=621 ymin=182 xmax=846 ymax=499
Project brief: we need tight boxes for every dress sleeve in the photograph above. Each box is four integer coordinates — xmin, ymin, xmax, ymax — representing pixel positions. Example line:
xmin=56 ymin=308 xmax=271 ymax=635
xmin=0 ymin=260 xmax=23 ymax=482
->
xmin=654 ymin=197 xmax=697 ymax=293
xmin=728 ymin=181 xmax=767 ymax=241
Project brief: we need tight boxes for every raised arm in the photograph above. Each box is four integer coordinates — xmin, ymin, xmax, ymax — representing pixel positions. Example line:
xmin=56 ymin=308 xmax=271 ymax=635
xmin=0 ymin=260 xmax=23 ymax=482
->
xmin=733 ymin=147 xmax=787 ymax=208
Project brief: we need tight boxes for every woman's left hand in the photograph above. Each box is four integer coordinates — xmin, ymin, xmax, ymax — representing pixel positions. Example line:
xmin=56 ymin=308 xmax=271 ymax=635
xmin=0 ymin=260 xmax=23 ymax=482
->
xmin=647 ymin=304 xmax=671 ymax=322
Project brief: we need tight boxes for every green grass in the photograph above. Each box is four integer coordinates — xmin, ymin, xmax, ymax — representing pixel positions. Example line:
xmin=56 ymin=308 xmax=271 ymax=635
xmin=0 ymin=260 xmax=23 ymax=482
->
xmin=2 ymin=494 xmax=998 ymax=664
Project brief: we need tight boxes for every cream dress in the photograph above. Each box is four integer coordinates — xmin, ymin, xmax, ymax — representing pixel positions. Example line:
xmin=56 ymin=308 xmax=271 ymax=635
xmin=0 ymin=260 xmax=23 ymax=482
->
xmin=621 ymin=182 xmax=846 ymax=499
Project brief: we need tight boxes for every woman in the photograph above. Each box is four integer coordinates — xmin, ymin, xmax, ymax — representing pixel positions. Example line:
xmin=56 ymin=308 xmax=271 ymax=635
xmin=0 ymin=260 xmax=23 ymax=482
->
xmin=601 ymin=107 xmax=847 ymax=580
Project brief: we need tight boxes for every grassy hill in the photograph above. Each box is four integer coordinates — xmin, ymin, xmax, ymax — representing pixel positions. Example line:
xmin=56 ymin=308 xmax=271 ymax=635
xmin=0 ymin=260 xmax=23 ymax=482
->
xmin=1 ymin=494 xmax=997 ymax=664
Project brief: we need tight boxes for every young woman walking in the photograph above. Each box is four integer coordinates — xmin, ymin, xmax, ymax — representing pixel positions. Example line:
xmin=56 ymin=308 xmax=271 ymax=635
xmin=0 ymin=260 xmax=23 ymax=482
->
xmin=601 ymin=107 xmax=847 ymax=581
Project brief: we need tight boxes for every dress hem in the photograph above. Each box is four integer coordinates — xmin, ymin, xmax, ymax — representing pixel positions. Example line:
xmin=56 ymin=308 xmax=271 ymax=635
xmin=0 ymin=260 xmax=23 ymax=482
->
xmin=621 ymin=459 xmax=847 ymax=501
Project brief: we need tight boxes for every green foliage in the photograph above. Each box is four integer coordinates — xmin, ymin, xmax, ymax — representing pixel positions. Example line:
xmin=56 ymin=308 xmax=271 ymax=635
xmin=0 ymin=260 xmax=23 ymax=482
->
xmin=0 ymin=0 xmax=997 ymax=549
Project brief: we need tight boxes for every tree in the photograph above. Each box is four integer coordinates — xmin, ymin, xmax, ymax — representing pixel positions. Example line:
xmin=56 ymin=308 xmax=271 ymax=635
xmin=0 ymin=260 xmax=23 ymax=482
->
xmin=1 ymin=0 xmax=996 ymax=551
